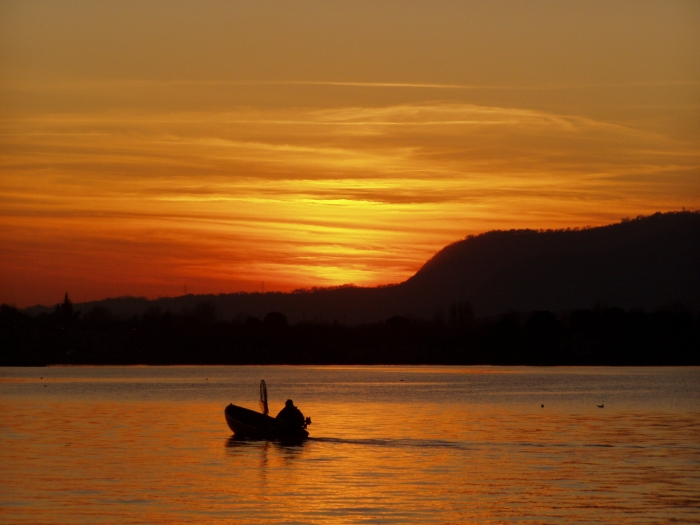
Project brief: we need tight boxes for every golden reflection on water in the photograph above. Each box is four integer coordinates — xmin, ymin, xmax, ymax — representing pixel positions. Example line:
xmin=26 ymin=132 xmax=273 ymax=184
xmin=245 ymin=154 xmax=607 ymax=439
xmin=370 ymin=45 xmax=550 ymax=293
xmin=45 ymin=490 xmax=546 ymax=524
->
xmin=1 ymin=368 xmax=699 ymax=524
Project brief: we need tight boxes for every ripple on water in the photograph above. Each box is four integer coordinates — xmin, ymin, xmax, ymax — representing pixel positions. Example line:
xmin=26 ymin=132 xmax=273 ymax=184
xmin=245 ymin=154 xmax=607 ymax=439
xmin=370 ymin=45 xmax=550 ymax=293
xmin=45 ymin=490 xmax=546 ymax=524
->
xmin=1 ymin=365 xmax=699 ymax=524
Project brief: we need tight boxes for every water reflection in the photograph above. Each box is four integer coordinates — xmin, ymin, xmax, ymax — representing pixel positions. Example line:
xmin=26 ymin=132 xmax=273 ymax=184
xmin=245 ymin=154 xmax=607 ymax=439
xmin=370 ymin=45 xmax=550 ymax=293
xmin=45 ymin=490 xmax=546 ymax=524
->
xmin=1 ymin=366 xmax=699 ymax=524
xmin=225 ymin=435 xmax=308 ymax=450
xmin=309 ymin=436 xmax=468 ymax=450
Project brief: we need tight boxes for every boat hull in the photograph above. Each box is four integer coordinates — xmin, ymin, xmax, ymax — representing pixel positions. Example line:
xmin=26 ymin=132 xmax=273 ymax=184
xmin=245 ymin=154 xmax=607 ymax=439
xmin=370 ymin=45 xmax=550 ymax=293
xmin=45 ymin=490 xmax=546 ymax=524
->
xmin=224 ymin=404 xmax=309 ymax=441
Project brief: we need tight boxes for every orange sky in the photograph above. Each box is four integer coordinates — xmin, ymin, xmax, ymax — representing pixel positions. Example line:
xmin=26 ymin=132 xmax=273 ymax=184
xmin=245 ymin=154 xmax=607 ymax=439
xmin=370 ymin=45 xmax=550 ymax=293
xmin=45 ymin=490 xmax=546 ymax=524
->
xmin=1 ymin=1 xmax=699 ymax=307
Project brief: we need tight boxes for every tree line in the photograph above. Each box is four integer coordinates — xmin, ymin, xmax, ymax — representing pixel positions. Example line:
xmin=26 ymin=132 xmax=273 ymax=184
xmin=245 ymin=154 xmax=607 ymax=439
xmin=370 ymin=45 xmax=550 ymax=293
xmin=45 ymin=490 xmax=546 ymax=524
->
xmin=1 ymin=295 xmax=698 ymax=366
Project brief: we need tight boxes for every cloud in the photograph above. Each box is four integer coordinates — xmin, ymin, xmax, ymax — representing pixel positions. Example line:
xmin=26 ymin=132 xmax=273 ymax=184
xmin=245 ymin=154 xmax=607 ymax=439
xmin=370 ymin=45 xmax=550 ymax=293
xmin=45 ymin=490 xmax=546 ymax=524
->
xmin=1 ymin=101 xmax=698 ymax=305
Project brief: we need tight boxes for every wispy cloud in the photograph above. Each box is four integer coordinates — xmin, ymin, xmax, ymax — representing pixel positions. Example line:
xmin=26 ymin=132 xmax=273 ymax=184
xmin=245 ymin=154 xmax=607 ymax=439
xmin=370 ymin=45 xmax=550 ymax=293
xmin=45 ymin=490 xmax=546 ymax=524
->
xmin=6 ymin=79 xmax=700 ymax=92
xmin=1 ymin=102 xmax=698 ymax=305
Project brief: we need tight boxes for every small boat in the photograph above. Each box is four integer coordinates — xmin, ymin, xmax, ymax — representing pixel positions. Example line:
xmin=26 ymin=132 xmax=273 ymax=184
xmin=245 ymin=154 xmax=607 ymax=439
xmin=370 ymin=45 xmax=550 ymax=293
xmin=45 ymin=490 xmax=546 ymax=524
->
xmin=224 ymin=380 xmax=310 ymax=441
xmin=224 ymin=403 xmax=309 ymax=441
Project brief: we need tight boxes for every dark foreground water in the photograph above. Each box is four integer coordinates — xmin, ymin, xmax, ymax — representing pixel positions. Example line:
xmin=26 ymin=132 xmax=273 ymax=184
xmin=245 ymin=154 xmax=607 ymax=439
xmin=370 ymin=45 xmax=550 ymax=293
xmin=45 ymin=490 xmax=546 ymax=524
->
xmin=1 ymin=366 xmax=699 ymax=524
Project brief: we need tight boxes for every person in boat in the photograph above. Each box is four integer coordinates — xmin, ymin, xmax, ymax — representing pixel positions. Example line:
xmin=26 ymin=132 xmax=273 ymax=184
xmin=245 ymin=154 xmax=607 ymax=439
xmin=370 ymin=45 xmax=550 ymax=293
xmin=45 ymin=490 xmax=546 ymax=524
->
xmin=276 ymin=399 xmax=306 ymax=430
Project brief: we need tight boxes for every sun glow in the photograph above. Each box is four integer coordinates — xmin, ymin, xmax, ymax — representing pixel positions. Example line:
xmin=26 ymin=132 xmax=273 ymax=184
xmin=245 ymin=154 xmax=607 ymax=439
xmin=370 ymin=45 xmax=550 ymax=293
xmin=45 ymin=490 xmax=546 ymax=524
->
xmin=2 ymin=101 xmax=698 ymax=306
xmin=1 ymin=1 xmax=698 ymax=306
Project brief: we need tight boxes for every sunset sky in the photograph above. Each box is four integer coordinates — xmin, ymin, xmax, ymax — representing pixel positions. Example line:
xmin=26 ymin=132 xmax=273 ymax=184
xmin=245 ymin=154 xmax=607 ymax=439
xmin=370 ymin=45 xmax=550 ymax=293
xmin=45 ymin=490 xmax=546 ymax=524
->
xmin=1 ymin=1 xmax=699 ymax=307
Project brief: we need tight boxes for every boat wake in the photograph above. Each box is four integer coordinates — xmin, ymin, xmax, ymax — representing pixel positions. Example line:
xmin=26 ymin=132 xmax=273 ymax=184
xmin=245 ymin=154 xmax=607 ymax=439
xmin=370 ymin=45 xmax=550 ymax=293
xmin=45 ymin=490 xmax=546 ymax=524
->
xmin=308 ymin=436 xmax=470 ymax=450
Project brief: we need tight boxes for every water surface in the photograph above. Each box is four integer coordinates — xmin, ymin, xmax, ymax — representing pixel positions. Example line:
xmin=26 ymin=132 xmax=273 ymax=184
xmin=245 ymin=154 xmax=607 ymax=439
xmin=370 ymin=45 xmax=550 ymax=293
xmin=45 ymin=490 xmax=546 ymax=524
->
xmin=1 ymin=366 xmax=699 ymax=524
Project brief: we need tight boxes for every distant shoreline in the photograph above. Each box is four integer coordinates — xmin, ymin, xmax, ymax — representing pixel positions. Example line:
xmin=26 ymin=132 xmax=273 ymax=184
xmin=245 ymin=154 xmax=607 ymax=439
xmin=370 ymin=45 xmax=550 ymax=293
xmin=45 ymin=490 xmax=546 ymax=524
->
xmin=2 ymin=303 xmax=698 ymax=367
xmin=4 ymin=212 xmax=698 ymax=366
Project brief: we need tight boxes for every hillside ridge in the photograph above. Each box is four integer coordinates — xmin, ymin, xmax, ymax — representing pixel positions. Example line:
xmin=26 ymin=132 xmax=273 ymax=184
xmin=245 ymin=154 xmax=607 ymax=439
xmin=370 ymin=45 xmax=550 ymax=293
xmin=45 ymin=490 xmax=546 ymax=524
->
xmin=22 ymin=211 xmax=700 ymax=323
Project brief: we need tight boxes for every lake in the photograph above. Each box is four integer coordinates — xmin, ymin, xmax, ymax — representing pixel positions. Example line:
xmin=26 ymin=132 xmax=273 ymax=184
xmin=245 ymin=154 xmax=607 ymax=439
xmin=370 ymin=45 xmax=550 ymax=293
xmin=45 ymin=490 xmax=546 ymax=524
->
xmin=1 ymin=366 xmax=699 ymax=524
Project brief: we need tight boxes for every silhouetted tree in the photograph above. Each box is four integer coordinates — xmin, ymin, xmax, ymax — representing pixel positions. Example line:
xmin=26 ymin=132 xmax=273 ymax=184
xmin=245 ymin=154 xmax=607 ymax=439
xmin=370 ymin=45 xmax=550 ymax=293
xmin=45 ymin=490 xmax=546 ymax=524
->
xmin=56 ymin=293 xmax=73 ymax=318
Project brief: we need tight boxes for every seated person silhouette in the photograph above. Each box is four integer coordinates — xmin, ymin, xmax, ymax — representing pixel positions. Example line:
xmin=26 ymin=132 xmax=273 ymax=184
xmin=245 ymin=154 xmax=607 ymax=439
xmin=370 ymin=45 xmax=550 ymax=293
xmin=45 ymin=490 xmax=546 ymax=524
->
xmin=276 ymin=399 xmax=306 ymax=430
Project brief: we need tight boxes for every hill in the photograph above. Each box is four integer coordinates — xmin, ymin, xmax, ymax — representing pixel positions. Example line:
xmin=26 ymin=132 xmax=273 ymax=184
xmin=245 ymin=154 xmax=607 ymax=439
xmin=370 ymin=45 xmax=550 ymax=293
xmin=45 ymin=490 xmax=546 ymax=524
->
xmin=6 ymin=212 xmax=700 ymax=365
xmin=23 ymin=211 xmax=700 ymax=323
xmin=403 ymin=211 xmax=700 ymax=317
